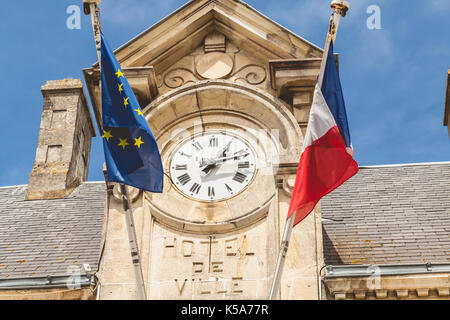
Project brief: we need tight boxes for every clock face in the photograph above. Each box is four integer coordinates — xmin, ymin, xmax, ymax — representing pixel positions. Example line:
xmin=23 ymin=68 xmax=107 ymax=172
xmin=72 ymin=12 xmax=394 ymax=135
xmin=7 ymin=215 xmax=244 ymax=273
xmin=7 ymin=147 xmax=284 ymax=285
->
xmin=170 ymin=132 xmax=257 ymax=202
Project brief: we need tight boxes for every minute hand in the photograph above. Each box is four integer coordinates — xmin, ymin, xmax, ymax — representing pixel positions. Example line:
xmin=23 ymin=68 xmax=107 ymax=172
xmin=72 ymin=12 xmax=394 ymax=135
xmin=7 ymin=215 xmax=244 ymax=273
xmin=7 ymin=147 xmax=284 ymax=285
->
xmin=211 ymin=153 xmax=250 ymax=164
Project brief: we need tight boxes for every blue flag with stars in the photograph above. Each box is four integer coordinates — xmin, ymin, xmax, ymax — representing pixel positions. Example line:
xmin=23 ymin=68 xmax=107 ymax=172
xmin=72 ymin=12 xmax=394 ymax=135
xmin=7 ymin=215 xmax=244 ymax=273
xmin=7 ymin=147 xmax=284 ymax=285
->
xmin=100 ymin=32 xmax=163 ymax=193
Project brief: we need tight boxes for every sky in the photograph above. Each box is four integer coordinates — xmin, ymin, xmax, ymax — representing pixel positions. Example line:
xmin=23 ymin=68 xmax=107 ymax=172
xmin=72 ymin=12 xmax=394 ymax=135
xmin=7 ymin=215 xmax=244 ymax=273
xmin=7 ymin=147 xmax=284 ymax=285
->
xmin=0 ymin=0 xmax=449 ymax=186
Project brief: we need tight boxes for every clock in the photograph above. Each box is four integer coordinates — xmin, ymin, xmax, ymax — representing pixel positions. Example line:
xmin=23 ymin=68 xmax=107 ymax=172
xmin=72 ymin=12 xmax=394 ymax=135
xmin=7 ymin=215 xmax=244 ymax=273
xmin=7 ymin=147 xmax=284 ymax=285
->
xmin=169 ymin=132 xmax=257 ymax=202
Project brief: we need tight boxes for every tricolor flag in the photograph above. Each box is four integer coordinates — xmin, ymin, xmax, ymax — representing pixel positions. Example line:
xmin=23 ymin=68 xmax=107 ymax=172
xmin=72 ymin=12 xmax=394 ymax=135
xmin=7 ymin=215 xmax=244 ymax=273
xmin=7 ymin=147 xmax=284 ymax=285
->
xmin=287 ymin=41 xmax=359 ymax=226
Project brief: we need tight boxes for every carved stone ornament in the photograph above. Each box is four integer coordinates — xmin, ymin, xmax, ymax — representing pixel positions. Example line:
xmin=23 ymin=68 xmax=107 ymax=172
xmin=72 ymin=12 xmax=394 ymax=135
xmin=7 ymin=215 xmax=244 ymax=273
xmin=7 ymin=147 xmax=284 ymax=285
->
xmin=231 ymin=64 xmax=267 ymax=85
xmin=163 ymin=68 xmax=198 ymax=89
xmin=196 ymin=52 xmax=234 ymax=79
xmin=163 ymin=64 xmax=267 ymax=90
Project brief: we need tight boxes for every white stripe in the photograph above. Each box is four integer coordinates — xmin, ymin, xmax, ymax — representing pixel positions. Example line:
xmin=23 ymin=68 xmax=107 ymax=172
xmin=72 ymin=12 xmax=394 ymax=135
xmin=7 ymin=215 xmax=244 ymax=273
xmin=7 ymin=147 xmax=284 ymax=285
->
xmin=303 ymin=83 xmax=337 ymax=150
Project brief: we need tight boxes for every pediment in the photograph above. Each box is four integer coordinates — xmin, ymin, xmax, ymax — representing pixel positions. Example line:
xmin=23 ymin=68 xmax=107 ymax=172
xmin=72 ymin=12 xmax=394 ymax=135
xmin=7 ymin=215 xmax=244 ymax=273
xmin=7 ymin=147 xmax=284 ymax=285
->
xmin=84 ymin=0 xmax=325 ymax=132
xmin=104 ymin=0 xmax=323 ymax=71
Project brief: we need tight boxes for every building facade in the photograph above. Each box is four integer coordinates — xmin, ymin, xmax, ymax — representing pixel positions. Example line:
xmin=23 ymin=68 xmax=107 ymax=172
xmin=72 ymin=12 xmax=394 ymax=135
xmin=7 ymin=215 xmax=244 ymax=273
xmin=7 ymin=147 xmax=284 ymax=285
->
xmin=0 ymin=0 xmax=449 ymax=300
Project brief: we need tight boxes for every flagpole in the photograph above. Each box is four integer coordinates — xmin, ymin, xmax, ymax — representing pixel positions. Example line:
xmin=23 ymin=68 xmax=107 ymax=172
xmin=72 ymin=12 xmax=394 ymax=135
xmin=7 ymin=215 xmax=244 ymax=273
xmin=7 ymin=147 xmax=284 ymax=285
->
xmin=120 ymin=184 xmax=148 ymax=300
xmin=269 ymin=0 xmax=350 ymax=300
xmin=83 ymin=0 xmax=147 ymax=300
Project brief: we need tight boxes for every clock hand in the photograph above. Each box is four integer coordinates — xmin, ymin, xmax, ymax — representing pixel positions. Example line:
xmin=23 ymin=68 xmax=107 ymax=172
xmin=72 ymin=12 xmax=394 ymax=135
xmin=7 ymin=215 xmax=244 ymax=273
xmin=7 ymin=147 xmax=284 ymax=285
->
xmin=212 ymin=153 xmax=251 ymax=164
xmin=200 ymin=153 xmax=250 ymax=171
xmin=219 ymin=141 xmax=233 ymax=158
xmin=199 ymin=141 xmax=233 ymax=168
xmin=201 ymin=164 xmax=215 ymax=176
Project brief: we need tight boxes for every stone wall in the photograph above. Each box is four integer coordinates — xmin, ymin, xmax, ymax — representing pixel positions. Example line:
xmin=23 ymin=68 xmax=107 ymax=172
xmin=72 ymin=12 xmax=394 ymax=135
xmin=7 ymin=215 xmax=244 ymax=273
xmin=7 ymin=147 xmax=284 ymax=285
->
xmin=26 ymin=79 xmax=96 ymax=200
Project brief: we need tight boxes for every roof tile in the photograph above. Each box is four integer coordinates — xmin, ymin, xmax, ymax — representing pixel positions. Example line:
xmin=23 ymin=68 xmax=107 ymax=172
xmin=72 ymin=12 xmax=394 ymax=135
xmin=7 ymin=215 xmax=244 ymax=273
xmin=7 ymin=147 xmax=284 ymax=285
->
xmin=322 ymin=163 xmax=450 ymax=265
xmin=0 ymin=182 xmax=105 ymax=279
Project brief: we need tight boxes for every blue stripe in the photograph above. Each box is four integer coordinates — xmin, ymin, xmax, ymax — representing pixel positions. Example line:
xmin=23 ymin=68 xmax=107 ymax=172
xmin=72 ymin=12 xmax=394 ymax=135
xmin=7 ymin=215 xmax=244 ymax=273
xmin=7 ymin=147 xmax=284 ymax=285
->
xmin=321 ymin=41 xmax=352 ymax=148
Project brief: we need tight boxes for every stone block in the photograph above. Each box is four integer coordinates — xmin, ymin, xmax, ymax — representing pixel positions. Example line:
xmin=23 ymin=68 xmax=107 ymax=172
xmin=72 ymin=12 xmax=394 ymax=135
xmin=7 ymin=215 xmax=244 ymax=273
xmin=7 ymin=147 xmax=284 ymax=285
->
xmin=375 ymin=289 xmax=388 ymax=299
xmin=416 ymin=288 xmax=429 ymax=297
xmin=354 ymin=290 xmax=367 ymax=299
xmin=437 ymin=288 xmax=450 ymax=297
xmin=395 ymin=289 xmax=409 ymax=298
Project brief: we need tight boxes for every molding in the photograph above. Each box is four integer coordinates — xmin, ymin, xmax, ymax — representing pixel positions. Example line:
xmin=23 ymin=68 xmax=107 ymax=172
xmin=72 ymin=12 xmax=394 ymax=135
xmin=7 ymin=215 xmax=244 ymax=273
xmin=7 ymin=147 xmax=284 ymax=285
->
xmin=325 ymin=272 xmax=450 ymax=300
xmin=0 ymin=274 xmax=94 ymax=290
xmin=269 ymin=56 xmax=339 ymax=98
xmin=359 ymin=161 xmax=450 ymax=169
xmin=325 ymin=263 xmax=450 ymax=278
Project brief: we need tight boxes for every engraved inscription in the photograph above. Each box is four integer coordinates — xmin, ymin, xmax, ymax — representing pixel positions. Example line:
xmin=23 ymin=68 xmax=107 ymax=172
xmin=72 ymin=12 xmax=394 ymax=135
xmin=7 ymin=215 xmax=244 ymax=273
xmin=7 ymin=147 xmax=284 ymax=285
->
xmin=162 ymin=235 xmax=255 ymax=297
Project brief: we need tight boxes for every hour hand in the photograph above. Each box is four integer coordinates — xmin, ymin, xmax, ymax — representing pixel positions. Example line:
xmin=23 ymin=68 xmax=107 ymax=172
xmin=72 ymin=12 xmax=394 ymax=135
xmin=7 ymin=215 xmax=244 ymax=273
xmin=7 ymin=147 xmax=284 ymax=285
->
xmin=219 ymin=141 xmax=233 ymax=158
xmin=202 ymin=164 xmax=215 ymax=175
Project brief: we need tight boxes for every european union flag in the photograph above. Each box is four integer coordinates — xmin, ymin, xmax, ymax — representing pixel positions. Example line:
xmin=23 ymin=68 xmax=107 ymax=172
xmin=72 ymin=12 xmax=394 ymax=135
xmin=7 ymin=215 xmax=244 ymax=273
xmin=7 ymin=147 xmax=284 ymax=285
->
xmin=100 ymin=32 xmax=163 ymax=193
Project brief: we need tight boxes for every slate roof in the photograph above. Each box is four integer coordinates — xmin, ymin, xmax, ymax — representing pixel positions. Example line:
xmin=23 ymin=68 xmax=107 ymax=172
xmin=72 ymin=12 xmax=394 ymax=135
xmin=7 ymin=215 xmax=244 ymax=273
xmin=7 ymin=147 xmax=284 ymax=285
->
xmin=2 ymin=162 xmax=449 ymax=279
xmin=322 ymin=162 xmax=450 ymax=266
xmin=0 ymin=182 xmax=105 ymax=280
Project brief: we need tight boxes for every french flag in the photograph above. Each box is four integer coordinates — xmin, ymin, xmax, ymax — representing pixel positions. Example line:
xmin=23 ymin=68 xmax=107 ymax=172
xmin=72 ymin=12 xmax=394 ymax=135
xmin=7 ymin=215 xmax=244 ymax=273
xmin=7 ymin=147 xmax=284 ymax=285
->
xmin=288 ymin=41 xmax=359 ymax=227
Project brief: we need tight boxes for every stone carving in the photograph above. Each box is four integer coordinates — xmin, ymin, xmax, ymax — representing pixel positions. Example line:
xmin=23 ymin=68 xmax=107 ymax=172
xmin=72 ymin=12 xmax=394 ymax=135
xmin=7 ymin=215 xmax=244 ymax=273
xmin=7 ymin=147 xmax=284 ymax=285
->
xmin=162 ymin=64 xmax=267 ymax=89
xmin=231 ymin=64 xmax=267 ymax=85
xmin=163 ymin=68 xmax=198 ymax=89
xmin=196 ymin=52 xmax=234 ymax=79
xmin=153 ymin=232 xmax=259 ymax=298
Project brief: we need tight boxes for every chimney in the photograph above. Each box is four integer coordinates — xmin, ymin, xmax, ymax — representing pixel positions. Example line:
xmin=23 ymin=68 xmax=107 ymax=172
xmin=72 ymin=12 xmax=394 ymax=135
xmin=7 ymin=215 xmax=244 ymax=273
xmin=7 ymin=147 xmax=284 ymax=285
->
xmin=26 ymin=79 xmax=96 ymax=200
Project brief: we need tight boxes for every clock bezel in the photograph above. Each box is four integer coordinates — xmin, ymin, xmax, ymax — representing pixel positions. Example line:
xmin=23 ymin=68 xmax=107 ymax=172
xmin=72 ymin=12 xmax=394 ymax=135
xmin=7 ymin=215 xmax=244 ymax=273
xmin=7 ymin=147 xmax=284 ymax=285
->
xmin=168 ymin=130 xmax=258 ymax=203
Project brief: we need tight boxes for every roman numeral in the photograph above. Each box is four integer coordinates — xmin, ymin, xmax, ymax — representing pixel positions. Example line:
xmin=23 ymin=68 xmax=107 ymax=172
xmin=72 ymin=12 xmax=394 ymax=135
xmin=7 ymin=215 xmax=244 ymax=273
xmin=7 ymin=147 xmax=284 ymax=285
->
xmin=189 ymin=183 xmax=201 ymax=194
xmin=192 ymin=141 xmax=203 ymax=151
xmin=233 ymin=172 xmax=247 ymax=184
xmin=180 ymin=152 xmax=192 ymax=158
xmin=238 ymin=162 xmax=250 ymax=169
xmin=177 ymin=173 xmax=191 ymax=186
xmin=175 ymin=164 xmax=188 ymax=170
xmin=209 ymin=137 xmax=218 ymax=147
xmin=208 ymin=186 xmax=215 ymax=198
xmin=225 ymin=184 xmax=233 ymax=193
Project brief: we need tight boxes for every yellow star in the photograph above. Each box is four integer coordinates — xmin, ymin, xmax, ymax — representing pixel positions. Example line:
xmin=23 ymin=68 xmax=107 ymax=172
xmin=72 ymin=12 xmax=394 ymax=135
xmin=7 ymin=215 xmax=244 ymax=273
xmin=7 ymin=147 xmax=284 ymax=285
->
xmin=118 ymin=83 xmax=124 ymax=93
xmin=115 ymin=68 xmax=125 ymax=79
xmin=134 ymin=137 xmax=144 ymax=149
xmin=123 ymin=97 xmax=129 ymax=108
xmin=118 ymin=138 xmax=130 ymax=150
xmin=102 ymin=130 xmax=113 ymax=142
xmin=134 ymin=108 xmax=144 ymax=116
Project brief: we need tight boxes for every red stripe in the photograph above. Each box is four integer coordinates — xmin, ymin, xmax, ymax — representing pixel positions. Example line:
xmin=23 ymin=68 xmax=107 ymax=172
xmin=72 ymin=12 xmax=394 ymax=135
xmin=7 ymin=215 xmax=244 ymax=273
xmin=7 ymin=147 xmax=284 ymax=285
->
xmin=287 ymin=126 xmax=359 ymax=226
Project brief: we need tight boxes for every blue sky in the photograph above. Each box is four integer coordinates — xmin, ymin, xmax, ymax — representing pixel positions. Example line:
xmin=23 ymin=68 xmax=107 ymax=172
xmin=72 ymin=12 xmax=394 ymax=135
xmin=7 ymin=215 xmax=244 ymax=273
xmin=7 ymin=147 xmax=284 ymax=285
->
xmin=0 ymin=0 xmax=449 ymax=186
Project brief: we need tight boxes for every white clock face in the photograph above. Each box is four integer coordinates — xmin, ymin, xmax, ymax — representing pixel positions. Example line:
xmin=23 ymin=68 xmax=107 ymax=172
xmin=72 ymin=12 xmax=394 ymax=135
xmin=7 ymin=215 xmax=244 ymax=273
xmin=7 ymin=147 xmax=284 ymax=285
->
xmin=170 ymin=132 xmax=257 ymax=202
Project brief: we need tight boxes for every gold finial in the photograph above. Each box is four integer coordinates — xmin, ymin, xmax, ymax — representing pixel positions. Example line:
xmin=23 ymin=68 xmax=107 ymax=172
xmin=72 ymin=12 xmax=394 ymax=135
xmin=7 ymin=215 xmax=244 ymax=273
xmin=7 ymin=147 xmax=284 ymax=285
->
xmin=331 ymin=0 xmax=350 ymax=17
